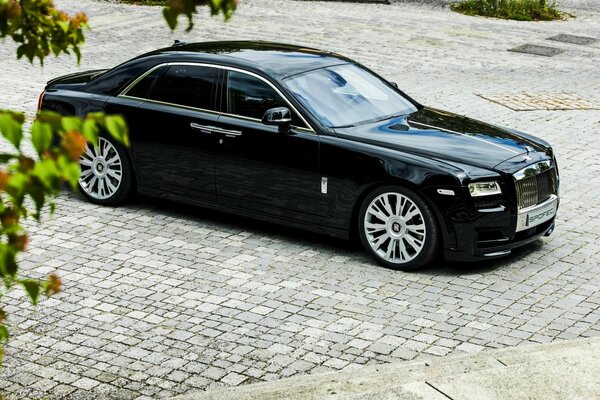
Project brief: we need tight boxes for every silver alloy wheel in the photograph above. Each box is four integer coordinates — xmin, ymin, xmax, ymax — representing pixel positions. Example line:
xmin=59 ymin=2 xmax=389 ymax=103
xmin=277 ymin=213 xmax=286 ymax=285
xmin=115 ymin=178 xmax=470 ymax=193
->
xmin=79 ymin=137 xmax=123 ymax=200
xmin=364 ymin=192 xmax=427 ymax=264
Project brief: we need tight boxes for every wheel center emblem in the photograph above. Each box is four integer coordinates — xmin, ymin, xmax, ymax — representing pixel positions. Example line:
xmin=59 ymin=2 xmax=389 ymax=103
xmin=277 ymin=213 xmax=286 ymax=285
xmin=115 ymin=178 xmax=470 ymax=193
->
xmin=97 ymin=164 xmax=104 ymax=173
xmin=392 ymin=222 xmax=401 ymax=233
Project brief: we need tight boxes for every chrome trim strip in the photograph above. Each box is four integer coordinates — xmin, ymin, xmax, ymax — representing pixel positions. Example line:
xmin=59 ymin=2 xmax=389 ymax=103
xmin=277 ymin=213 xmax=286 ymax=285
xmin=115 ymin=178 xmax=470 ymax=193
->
xmin=437 ymin=189 xmax=455 ymax=196
xmin=119 ymin=94 xmax=221 ymax=116
xmin=482 ymin=250 xmax=511 ymax=257
xmin=189 ymin=123 xmax=215 ymax=134
xmin=120 ymin=63 xmax=166 ymax=96
xmin=513 ymin=160 xmax=552 ymax=181
xmin=515 ymin=194 xmax=558 ymax=232
xmin=117 ymin=62 xmax=316 ymax=134
xmin=222 ymin=65 xmax=315 ymax=133
xmin=218 ymin=110 xmax=314 ymax=134
xmin=212 ymin=127 xmax=242 ymax=137
xmin=477 ymin=205 xmax=506 ymax=213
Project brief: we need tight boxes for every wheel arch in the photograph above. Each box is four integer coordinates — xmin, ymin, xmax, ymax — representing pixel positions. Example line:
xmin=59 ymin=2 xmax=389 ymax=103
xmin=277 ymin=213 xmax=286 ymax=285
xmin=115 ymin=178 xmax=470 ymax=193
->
xmin=349 ymin=179 xmax=449 ymax=249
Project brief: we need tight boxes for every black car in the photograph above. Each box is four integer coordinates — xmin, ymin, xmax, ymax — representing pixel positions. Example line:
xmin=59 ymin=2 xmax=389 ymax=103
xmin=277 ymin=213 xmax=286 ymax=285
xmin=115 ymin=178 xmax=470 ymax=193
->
xmin=40 ymin=41 xmax=559 ymax=270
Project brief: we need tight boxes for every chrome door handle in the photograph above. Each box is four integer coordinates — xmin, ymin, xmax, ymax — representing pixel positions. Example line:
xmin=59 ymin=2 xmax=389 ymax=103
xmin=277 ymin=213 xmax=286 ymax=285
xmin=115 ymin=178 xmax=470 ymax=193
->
xmin=190 ymin=123 xmax=215 ymax=134
xmin=213 ymin=127 xmax=243 ymax=138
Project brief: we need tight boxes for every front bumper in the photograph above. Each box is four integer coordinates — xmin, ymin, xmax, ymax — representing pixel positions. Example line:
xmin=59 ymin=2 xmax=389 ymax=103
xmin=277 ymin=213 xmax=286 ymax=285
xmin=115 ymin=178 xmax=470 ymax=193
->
xmin=443 ymin=217 xmax=555 ymax=262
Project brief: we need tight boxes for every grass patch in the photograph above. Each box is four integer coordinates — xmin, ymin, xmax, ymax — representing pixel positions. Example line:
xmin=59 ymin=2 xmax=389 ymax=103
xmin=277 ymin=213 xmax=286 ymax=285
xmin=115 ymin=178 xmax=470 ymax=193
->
xmin=451 ymin=0 xmax=565 ymax=21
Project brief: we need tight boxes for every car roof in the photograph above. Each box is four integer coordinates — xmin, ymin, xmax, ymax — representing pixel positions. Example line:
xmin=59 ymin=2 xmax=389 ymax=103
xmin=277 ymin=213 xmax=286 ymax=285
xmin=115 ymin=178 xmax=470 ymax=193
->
xmin=141 ymin=41 xmax=352 ymax=79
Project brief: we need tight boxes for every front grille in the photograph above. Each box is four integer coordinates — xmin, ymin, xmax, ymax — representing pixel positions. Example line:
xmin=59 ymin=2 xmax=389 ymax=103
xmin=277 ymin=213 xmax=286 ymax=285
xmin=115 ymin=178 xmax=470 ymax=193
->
xmin=515 ymin=167 xmax=557 ymax=210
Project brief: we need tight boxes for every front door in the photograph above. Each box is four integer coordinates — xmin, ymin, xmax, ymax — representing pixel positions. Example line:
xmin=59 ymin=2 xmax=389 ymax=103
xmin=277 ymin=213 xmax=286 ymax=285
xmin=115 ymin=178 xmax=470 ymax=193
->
xmin=214 ymin=70 xmax=321 ymax=222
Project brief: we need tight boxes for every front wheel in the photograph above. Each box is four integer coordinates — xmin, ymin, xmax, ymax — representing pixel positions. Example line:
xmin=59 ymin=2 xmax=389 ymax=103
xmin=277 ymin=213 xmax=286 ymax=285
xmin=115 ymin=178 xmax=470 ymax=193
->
xmin=78 ymin=136 xmax=133 ymax=206
xmin=358 ymin=185 xmax=439 ymax=270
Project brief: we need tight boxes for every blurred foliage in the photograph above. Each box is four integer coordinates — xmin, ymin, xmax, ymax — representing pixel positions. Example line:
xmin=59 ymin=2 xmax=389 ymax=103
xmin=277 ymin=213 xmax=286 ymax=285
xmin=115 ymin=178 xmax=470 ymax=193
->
xmin=0 ymin=0 xmax=88 ymax=64
xmin=451 ymin=0 xmax=563 ymax=21
xmin=163 ymin=0 xmax=238 ymax=32
xmin=0 ymin=110 xmax=129 ymax=363
xmin=0 ymin=0 xmax=235 ymax=367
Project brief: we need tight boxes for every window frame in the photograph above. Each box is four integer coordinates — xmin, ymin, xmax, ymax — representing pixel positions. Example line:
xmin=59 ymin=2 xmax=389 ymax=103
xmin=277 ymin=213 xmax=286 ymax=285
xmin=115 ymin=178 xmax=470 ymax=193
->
xmin=120 ymin=64 xmax=166 ymax=101
xmin=224 ymin=70 xmax=307 ymax=130
xmin=118 ymin=62 xmax=315 ymax=133
xmin=119 ymin=63 xmax=221 ymax=113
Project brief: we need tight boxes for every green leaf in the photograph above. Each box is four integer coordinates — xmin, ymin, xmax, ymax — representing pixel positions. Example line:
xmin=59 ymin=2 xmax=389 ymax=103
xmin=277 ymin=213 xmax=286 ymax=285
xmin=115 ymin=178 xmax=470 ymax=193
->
xmin=27 ymin=183 xmax=46 ymax=219
xmin=16 ymin=44 xmax=26 ymax=60
xmin=20 ymin=280 xmax=41 ymax=305
xmin=7 ymin=172 xmax=28 ymax=198
xmin=32 ymin=159 xmax=60 ymax=190
xmin=0 ymin=246 xmax=17 ymax=278
xmin=74 ymin=46 xmax=82 ymax=65
xmin=0 ymin=153 xmax=17 ymax=163
xmin=81 ymin=119 xmax=99 ymax=143
xmin=0 ymin=113 xmax=23 ymax=150
xmin=31 ymin=121 xmax=53 ymax=155
xmin=61 ymin=116 xmax=82 ymax=133
xmin=50 ymin=42 xmax=61 ymax=57
xmin=36 ymin=110 xmax=62 ymax=125
xmin=163 ymin=8 xmax=178 ymax=30
xmin=57 ymin=21 xmax=70 ymax=33
xmin=57 ymin=155 xmax=81 ymax=190
xmin=0 ymin=325 xmax=8 ymax=342
xmin=104 ymin=115 xmax=129 ymax=146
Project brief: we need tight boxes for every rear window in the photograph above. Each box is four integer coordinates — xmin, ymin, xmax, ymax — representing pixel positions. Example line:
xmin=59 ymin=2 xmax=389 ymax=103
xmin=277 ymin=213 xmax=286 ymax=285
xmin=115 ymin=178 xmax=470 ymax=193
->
xmin=125 ymin=66 xmax=165 ymax=99
xmin=149 ymin=65 xmax=218 ymax=111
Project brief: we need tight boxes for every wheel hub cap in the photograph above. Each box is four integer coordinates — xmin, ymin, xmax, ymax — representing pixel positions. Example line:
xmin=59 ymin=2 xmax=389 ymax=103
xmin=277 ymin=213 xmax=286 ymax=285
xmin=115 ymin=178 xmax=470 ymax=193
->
xmin=388 ymin=219 xmax=406 ymax=236
xmin=364 ymin=192 xmax=427 ymax=264
xmin=94 ymin=160 xmax=107 ymax=175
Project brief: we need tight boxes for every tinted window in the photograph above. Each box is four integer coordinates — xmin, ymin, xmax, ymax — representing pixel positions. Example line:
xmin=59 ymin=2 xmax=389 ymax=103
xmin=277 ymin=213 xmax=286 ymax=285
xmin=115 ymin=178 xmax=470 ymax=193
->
xmin=126 ymin=66 xmax=165 ymax=99
xmin=150 ymin=65 xmax=218 ymax=110
xmin=227 ymin=71 xmax=305 ymax=127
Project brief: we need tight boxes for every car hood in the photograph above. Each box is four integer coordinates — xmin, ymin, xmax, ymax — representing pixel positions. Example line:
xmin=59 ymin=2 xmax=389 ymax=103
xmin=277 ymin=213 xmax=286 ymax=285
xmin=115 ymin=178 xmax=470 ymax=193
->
xmin=333 ymin=107 xmax=550 ymax=172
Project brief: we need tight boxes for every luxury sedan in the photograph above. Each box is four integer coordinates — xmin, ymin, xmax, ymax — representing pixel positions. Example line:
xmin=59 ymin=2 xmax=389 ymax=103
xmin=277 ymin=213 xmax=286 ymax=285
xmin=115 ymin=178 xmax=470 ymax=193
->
xmin=39 ymin=41 xmax=559 ymax=270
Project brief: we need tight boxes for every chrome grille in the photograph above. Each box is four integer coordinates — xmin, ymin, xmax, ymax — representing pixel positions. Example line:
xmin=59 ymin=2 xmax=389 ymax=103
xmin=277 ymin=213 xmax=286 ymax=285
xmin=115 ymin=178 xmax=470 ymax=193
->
xmin=515 ymin=167 xmax=557 ymax=210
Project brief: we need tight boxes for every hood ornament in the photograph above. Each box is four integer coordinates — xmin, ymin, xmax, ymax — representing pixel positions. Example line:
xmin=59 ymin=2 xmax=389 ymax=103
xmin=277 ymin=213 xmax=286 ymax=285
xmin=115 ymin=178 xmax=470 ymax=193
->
xmin=522 ymin=146 xmax=533 ymax=161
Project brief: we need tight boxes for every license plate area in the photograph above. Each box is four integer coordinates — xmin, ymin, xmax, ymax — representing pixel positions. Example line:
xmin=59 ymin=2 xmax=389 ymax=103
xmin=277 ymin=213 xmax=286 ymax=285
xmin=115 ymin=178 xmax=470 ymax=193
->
xmin=526 ymin=200 xmax=557 ymax=228
xmin=516 ymin=196 xmax=557 ymax=232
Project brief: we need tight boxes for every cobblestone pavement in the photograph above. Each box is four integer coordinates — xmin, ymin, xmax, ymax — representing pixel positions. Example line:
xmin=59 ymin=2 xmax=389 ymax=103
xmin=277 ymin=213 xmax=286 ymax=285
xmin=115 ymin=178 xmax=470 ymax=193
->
xmin=1 ymin=0 xmax=600 ymax=399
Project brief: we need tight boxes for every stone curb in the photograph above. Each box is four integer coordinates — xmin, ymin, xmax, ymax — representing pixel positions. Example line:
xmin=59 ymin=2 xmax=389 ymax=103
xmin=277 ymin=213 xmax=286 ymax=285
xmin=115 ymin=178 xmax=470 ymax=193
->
xmin=172 ymin=337 xmax=600 ymax=399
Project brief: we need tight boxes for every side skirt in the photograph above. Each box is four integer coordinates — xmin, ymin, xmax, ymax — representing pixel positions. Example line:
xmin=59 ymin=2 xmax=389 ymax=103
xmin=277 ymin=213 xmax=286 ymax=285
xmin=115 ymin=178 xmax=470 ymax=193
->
xmin=137 ymin=187 xmax=350 ymax=240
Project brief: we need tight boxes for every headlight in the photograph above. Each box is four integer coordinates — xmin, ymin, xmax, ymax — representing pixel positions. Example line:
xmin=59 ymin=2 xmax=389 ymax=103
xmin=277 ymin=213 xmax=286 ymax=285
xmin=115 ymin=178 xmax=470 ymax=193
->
xmin=469 ymin=181 xmax=501 ymax=197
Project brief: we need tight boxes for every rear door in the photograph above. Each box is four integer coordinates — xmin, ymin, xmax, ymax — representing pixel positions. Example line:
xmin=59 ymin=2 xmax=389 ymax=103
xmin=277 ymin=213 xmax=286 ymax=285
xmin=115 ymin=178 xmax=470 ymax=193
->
xmin=121 ymin=63 xmax=221 ymax=201
xmin=214 ymin=69 xmax=321 ymax=222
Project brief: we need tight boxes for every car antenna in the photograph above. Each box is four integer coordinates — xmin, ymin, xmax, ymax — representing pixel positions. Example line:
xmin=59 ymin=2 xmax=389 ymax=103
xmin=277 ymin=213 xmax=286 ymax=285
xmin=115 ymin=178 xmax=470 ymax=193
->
xmin=173 ymin=40 xmax=187 ymax=47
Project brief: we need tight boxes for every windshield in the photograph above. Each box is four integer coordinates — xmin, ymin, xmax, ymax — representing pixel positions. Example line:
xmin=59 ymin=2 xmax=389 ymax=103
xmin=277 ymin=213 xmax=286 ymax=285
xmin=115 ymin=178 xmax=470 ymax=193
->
xmin=284 ymin=64 xmax=417 ymax=128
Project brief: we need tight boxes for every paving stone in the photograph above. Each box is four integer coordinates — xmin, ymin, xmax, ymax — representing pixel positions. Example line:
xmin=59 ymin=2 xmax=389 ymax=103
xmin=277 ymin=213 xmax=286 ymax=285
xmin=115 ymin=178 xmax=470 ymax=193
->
xmin=0 ymin=0 xmax=599 ymax=399
xmin=72 ymin=377 xmax=100 ymax=391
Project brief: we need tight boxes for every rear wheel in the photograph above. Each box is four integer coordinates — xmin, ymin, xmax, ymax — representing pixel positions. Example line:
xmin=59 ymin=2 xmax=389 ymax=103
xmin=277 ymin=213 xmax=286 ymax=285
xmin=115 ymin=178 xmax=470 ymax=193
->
xmin=78 ymin=136 xmax=133 ymax=206
xmin=358 ymin=185 xmax=438 ymax=270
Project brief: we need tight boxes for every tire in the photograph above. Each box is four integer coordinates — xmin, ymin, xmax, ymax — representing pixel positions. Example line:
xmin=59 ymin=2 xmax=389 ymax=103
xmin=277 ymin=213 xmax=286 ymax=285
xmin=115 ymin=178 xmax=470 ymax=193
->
xmin=78 ymin=135 xmax=134 ymax=206
xmin=358 ymin=185 xmax=439 ymax=270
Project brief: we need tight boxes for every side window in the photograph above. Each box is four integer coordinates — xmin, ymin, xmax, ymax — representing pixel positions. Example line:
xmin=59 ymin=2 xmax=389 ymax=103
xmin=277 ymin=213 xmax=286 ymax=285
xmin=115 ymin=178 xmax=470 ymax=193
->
xmin=125 ymin=66 xmax=165 ymax=99
xmin=227 ymin=71 xmax=306 ymax=128
xmin=149 ymin=65 xmax=218 ymax=110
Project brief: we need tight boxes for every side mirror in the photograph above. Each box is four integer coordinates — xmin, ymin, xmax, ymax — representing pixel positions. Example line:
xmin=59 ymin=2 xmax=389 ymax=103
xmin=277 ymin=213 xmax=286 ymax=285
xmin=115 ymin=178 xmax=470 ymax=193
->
xmin=390 ymin=81 xmax=399 ymax=89
xmin=262 ymin=107 xmax=292 ymax=133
